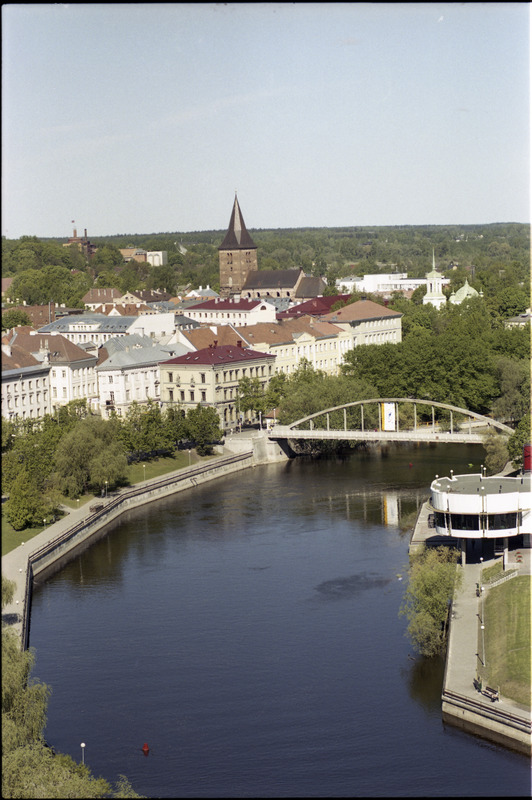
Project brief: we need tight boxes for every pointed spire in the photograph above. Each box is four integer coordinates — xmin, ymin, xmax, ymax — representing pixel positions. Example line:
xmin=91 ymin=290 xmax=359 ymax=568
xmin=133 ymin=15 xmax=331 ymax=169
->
xmin=432 ymin=249 xmax=436 ymax=270
xmin=219 ymin=195 xmax=256 ymax=251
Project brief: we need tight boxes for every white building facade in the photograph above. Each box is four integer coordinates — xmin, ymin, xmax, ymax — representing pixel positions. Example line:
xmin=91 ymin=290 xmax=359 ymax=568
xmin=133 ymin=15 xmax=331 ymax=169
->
xmin=183 ymin=298 xmax=277 ymax=327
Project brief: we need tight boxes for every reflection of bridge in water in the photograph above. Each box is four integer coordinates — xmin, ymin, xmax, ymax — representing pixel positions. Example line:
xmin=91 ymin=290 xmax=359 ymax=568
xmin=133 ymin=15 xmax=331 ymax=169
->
xmin=268 ymin=398 xmax=513 ymax=446
xmin=309 ymin=486 xmax=428 ymax=528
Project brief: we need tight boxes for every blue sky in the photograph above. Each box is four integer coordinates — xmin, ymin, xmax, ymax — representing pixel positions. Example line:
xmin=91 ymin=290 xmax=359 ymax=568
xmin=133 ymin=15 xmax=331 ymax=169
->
xmin=2 ymin=3 xmax=530 ymax=238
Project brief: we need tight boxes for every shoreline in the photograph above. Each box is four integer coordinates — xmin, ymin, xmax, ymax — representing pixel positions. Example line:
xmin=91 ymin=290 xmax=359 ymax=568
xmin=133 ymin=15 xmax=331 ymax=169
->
xmin=410 ymin=501 xmax=532 ymax=756
xmin=2 ymin=434 xmax=287 ymax=647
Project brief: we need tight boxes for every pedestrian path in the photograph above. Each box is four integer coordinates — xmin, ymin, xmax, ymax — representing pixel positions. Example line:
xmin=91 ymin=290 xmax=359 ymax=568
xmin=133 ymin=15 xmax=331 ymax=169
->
xmin=445 ymin=552 xmax=530 ymax=711
xmin=2 ymin=502 xmax=93 ymax=639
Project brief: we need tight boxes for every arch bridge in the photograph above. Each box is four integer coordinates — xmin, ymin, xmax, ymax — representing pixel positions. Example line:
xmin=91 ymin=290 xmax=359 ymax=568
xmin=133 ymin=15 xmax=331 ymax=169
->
xmin=267 ymin=398 xmax=513 ymax=445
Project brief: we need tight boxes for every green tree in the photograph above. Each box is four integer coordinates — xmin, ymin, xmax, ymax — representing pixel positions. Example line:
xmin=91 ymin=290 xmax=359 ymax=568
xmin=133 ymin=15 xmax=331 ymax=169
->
xmin=1 ymin=309 xmax=32 ymax=331
xmin=3 ymin=468 xmax=52 ymax=530
xmin=186 ymin=405 xmax=223 ymax=455
xmin=483 ymin=429 xmax=510 ymax=475
xmin=119 ymin=400 xmax=172 ymax=459
xmin=2 ymin=576 xmax=16 ymax=607
xmin=507 ymin=415 xmax=531 ymax=470
xmin=400 ymin=546 xmax=462 ymax=657
xmin=237 ymin=376 xmax=270 ymax=419
xmin=54 ymin=415 xmax=127 ymax=496
xmin=163 ymin=404 xmax=188 ymax=448
xmin=491 ymin=357 xmax=530 ymax=424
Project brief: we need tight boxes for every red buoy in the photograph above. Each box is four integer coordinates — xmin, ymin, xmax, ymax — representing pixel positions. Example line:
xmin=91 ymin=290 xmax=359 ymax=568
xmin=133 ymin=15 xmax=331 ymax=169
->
xmin=142 ymin=743 xmax=150 ymax=755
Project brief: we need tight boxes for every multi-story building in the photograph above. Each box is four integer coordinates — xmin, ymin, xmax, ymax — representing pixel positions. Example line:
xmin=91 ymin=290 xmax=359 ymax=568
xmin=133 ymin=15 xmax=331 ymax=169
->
xmin=63 ymin=226 xmax=97 ymax=259
xmin=2 ymin=328 xmax=99 ymax=417
xmin=38 ymin=313 xmax=135 ymax=346
xmin=429 ymin=471 xmax=531 ymax=564
xmin=1 ymin=337 xmax=51 ymax=420
xmin=82 ymin=288 xmax=123 ymax=310
xmin=233 ymin=315 xmax=353 ymax=375
xmin=321 ymin=299 xmax=402 ymax=345
xmin=218 ymin=195 xmax=258 ymax=297
xmin=183 ymin=297 xmax=277 ymax=327
xmin=96 ymin=335 xmax=191 ymax=418
xmin=160 ymin=343 xmax=276 ymax=430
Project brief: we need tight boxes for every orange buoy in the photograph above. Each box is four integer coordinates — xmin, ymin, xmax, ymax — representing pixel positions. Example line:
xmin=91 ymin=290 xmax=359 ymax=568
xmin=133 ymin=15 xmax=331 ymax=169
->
xmin=142 ymin=743 xmax=150 ymax=755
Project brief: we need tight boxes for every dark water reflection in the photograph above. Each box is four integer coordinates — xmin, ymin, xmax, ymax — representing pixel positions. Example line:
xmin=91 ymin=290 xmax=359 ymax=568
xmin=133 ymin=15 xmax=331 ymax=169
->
xmin=29 ymin=445 xmax=531 ymax=797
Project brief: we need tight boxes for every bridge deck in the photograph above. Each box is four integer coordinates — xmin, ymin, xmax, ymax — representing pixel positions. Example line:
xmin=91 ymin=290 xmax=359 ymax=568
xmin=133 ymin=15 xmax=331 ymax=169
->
xmin=268 ymin=427 xmax=488 ymax=444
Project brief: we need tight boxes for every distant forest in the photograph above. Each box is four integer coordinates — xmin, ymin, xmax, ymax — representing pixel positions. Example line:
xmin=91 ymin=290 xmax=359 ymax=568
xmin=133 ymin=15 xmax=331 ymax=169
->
xmin=2 ymin=222 xmax=530 ymax=312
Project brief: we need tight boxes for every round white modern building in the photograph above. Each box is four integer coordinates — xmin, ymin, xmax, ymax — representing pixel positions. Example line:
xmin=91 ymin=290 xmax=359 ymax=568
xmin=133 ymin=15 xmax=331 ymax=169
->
xmin=429 ymin=471 xmax=531 ymax=564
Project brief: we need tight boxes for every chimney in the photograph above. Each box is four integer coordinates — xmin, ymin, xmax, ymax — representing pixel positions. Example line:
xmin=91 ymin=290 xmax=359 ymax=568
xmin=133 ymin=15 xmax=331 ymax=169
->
xmin=237 ymin=339 xmax=242 ymax=348
xmin=84 ymin=228 xmax=87 ymax=238
xmin=73 ymin=228 xmax=77 ymax=238
xmin=213 ymin=340 xmax=218 ymax=347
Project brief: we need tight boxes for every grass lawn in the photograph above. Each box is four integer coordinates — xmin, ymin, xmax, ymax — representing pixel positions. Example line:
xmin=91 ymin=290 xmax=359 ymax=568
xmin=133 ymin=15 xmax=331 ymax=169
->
xmin=481 ymin=559 xmax=504 ymax=584
xmin=483 ymin=575 xmax=531 ymax=707
xmin=2 ymin=449 xmax=214 ymax=556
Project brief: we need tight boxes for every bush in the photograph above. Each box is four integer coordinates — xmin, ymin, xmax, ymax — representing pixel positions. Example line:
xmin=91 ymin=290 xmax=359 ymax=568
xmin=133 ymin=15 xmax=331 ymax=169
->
xmin=400 ymin=546 xmax=462 ymax=657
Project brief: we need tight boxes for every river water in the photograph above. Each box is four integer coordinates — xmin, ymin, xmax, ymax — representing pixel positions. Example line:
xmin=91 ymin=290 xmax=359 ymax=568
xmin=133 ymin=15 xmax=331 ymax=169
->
xmin=29 ymin=444 xmax=531 ymax=797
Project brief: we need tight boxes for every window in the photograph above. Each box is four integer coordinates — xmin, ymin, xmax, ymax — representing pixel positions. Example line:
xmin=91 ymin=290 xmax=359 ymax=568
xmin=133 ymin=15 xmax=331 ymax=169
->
xmin=200 ymin=373 xmax=206 ymax=383
xmin=189 ymin=391 xmax=195 ymax=402
xmin=168 ymin=372 xmax=173 ymax=382
xmin=201 ymin=391 xmax=206 ymax=402
xmin=169 ymin=389 xmax=174 ymax=402
xmin=180 ymin=390 xmax=185 ymax=402
xmin=109 ymin=375 xmax=113 ymax=383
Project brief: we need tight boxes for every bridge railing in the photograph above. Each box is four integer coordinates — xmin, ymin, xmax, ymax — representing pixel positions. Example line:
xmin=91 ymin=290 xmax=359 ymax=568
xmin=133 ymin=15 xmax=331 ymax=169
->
xmin=269 ymin=398 xmax=513 ymax=439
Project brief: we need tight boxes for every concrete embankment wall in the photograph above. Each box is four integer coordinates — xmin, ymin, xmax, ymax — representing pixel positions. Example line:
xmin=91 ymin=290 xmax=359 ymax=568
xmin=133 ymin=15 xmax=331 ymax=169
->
xmin=442 ymin=691 xmax=532 ymax=756
xmin=4 ymin=437 xmax=288 ymax=650
xmin=409 ymin=500 xmax=531 ymax=756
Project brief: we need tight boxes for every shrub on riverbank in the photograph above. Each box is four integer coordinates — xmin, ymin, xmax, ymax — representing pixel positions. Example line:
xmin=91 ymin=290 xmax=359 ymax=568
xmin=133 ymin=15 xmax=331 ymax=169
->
xmin=400 ymin=545 xmax=462 ymax=657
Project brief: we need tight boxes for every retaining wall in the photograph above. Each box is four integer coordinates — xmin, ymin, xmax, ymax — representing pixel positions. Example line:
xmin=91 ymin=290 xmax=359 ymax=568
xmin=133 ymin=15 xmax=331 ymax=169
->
xmin=15 ymin=451 xmax=257 ymax=649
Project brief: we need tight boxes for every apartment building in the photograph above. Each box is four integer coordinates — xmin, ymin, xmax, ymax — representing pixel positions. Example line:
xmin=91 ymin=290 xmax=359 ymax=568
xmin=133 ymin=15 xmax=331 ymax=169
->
xmin=160 ymin=343 xmax=276 ymax=430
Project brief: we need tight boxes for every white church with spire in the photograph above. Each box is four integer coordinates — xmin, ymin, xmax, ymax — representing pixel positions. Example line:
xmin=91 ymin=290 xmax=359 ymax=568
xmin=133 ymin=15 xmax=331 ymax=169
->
xmin=423 ymin=250 xmax=447 ymax=309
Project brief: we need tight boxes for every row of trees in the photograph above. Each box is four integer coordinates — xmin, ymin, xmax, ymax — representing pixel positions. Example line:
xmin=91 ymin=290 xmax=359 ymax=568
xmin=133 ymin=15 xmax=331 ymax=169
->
xmin=2 ymin=578 xmax=142 ymax=798
xmin=2 ymin=222 xmax=529 ymax=313
xmin=236 ymin=297 xmax=529 ymax=465
xmin=2 ymin=400 xmax=222 ymax=531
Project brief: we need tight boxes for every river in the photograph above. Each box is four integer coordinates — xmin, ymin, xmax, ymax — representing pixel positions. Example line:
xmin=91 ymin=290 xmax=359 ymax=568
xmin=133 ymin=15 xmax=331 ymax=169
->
xmin=29 ymin=444 xmax=531 ymax=797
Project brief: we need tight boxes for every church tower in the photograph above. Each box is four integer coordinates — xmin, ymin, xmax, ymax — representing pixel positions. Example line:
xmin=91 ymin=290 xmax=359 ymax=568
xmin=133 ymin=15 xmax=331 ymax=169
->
xmin=423 ymin=250 xmax=447 ymax=309
xmin=218 ymin=195 xmax=258 ymax=297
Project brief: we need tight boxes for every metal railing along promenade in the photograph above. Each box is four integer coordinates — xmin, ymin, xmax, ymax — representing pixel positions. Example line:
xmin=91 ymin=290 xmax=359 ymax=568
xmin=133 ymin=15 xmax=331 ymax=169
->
xmin=19 ymin=452 xmax=253 ymax=649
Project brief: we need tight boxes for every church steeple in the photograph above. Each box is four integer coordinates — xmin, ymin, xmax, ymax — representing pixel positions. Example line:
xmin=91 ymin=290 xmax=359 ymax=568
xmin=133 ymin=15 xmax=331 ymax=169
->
xmin=219 ymin=194 xmax=256 ymax=251
xmin=218 ymin=195 xmax=258 ymax=297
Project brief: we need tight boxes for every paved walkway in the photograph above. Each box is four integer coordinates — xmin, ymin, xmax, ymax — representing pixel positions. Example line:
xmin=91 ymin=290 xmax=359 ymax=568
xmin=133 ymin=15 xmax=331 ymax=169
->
xmin=444 ymin=548 xmax=531 ymax=718
xmin=2 ymin=498 xmax=118 ymax=639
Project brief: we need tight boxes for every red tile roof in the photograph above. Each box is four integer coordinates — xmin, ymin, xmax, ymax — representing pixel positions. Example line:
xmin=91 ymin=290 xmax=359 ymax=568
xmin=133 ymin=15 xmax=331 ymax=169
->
xmin=187 ymin=298 xmax=265 ymax=311
xmin=161 ymin=344 xmax=273 ymax=366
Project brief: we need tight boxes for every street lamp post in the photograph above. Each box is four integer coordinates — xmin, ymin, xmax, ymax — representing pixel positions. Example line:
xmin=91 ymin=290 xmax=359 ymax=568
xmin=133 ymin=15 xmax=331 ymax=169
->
xmin=188 ymin=449 xmax=191 ymax=466
xmin=143 ymin=463 xmax=146 ymax=482
xmin=105 ymin=480 xmax=108 ymax=498
xmin=80 ymin=743 xmax=85 ymax=765
xmin=480 ymin=624 xmax=485 ymax=667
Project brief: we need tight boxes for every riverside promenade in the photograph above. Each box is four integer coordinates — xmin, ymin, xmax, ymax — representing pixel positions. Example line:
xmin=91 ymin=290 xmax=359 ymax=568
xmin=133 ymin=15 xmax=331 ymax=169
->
xmin=2 ymin=432 xmax=288 ymax=647
xmin=442 ymin=550 xmax=531 ymax=755
xmin=410 ymin=501 xmax=531 ymax=755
